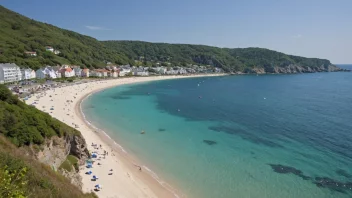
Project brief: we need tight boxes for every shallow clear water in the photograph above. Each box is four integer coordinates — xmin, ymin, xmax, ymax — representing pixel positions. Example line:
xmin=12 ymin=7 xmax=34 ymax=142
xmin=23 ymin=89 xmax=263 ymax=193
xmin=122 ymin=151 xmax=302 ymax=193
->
xmin=83 ymin=67 xmax=352 ymax=198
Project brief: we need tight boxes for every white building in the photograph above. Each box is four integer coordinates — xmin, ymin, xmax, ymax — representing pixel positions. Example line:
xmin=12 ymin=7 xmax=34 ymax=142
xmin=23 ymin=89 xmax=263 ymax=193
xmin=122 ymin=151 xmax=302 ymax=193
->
xmin=119 ymin=68 xmax=131 ymax=76
xmin=52 ymin=66 xmax=62 ymax=78
xmin=21 ymin=68 xmax=36 ymax=80
xmin=155 ymin=67 xmax=167 ymax=74
xmin=166 ymin=70 xmax=178 ymax=75
xmin=135 ymin=71 xmax=149 ymax=76
xmin=36 ymin=66 xmax=57 ymax=79
xmin=45 ymin=46 xmax=54 ymax=52
xmin=0 ymin=63 xmax=22 ymax=84
xmin=81 ymin=68 xmax=89 ymax=77
xmin=60 ymin=67 xmax=75 ymax=78
xmin=108 ymin=71 xmax=118 ymax=78
xmin=90 ymin=70 xmax=102 ymax=77
xmin=73 ymin=67 xmax=82 ymax=77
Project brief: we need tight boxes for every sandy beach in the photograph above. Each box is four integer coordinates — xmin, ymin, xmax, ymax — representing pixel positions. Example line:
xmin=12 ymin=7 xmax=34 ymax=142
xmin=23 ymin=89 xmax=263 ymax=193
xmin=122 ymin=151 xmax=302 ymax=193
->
xmin=27 ymin=75 xmax=223 ymax=198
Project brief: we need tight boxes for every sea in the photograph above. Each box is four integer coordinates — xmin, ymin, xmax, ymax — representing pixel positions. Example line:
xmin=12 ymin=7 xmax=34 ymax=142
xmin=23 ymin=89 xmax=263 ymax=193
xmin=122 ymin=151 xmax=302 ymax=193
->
xmin=82 ymin=65 xmax=352 ymax=198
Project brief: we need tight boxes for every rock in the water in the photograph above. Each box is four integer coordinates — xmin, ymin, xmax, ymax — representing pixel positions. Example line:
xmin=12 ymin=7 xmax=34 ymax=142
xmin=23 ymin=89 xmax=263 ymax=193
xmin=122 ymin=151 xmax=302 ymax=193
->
xmin=268 ymin=164 xmax=310 ymax=180
xmin=269 ymin=164 xmax=352 ymax=194
xmin=203 ymin=140 xmax=217 ymax=145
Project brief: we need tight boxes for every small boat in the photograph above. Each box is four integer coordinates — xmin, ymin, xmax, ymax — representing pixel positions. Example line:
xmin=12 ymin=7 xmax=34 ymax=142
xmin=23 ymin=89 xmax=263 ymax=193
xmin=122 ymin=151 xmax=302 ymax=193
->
xmin=141 ymin=131 xmax=145 ymax=134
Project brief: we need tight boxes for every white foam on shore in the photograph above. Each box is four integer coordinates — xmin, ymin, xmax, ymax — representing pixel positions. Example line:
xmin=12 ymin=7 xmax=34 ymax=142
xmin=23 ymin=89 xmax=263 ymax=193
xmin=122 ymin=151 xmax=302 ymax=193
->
xmin=80 ymin=95 xmax=128 ymax=154
xmin=80 ymin=87 xmax=184 ymax=198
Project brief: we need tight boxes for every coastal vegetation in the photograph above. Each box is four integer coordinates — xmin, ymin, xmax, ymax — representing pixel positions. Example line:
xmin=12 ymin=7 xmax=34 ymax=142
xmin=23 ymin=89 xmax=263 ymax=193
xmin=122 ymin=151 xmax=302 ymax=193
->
xmin=102 ymin=41 xmax=333 ymax=72
xmin=0 ymin=136 xmax=97 ymax=198
xmin=0 ymin=84 xmax=79 ymax=146
xmin=60 ymin=155 xmax=79 ymax=172
xmin=0 ymin=5 xmax=338 ymax=73
xmin=0 ymin=84 xmax=96 ymax=197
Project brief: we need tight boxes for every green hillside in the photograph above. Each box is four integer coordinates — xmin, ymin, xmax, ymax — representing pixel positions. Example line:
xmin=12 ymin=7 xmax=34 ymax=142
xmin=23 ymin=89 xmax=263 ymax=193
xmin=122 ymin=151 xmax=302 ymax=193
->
xmin=102 ymin=40 xmax=334 ymax=72
xmin=0 ymin=5 xmax=339 ymax=73
xmin=0 ymin=84 xmax=97 ymax=197
xmin=0 ymin=5 xmax=130 ymax=70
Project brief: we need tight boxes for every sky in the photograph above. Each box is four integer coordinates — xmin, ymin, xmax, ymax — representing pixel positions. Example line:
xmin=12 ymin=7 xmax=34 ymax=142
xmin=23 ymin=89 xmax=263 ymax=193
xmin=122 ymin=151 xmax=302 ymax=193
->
xmin=1 ymin=0 xmax=351 ymax=63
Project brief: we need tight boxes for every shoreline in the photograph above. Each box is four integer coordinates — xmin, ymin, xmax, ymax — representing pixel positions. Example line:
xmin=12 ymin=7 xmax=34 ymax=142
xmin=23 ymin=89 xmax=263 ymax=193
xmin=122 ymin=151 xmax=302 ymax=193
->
xmin=28 ymin=74 xmax=225 ymax=198
xmin=76 ymin=78 xmax=182 ymax=198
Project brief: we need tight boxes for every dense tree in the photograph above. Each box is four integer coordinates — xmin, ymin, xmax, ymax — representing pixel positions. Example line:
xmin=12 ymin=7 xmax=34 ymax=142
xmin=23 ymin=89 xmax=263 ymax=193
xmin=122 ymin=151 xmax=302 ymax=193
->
xmin=102 ymin=41 xmax=333 ymax=72
xmin=0 ymin=6 xmax=130 ymax=68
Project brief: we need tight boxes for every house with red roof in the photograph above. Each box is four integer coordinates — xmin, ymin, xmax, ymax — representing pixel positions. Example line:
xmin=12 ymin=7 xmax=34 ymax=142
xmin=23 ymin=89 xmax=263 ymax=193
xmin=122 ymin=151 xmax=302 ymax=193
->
xmin=60 ymin=66 xmax=75 ymax=78
xmin=25 ymin=51 xmax=37 ymax=56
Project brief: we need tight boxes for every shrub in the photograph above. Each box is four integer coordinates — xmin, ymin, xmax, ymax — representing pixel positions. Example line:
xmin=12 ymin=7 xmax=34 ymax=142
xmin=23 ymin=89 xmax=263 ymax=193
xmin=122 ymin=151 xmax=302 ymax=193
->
xmin=0 ymin=84 xmax=81 ymax=146
xmin=59 ymin=159 xmax=72 ymax=172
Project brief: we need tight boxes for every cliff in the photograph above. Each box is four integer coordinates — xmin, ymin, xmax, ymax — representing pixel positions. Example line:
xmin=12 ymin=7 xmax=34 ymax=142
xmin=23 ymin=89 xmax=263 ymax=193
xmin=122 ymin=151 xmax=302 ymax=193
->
xmin=0 ymin=135 xmax=96 ymax=198
xmin=34 ymin=135 xmax=89 ymax=169
xmin=0 ymin=84 xmax=94 ymax=196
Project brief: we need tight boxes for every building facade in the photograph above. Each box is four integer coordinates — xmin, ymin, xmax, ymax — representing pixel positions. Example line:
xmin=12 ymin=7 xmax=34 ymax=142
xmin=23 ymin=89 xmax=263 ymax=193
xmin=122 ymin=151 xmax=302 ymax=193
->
xmin=0 ymin=63 xmax=22 ymax=84
xmin=36 ymin=66 xmax=57 ymax=79
xmin=73 ymin=67 xmax=82 ymax=77
xmin=60 ymin=67 xmax=75 ymax=78
xmin=81 ymin=68 xmax=90 ymax=77
xmin=21 ymin=68 xmax=36 ymax=80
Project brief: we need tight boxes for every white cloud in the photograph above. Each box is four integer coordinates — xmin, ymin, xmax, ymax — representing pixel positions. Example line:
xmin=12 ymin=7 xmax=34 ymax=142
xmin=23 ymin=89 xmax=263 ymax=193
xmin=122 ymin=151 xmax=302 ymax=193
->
xmin=292 ymin=34 xmax=303 ymax=38
xmin=85 ymin=25 xmax=110 ymax=30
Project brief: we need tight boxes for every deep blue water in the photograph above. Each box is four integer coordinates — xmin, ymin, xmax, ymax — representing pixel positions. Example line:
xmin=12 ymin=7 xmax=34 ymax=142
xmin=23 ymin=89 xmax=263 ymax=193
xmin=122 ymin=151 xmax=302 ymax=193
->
xmin=83 ymin=68 xmax=352 ymax=198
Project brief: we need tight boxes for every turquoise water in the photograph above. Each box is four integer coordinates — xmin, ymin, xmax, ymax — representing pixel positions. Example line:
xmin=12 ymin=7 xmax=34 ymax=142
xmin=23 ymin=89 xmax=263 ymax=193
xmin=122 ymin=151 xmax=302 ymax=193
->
xmin=82 ymin=67 xmax=352 ymax=198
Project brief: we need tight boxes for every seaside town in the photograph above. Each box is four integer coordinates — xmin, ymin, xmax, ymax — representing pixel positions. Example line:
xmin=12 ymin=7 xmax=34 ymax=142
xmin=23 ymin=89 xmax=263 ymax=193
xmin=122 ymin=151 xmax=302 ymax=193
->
xmin=0 ymin=62 xmax=223 ymax=97
xmin=1 ymin=1 xmax=351 ymax=198
xmin=0 ymin=62 xmax=223 ymax=83
xmin=0 ymin=46 xmax=223 ymax=90
xmin=0 ymin=45 xmax=223 ymax=84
